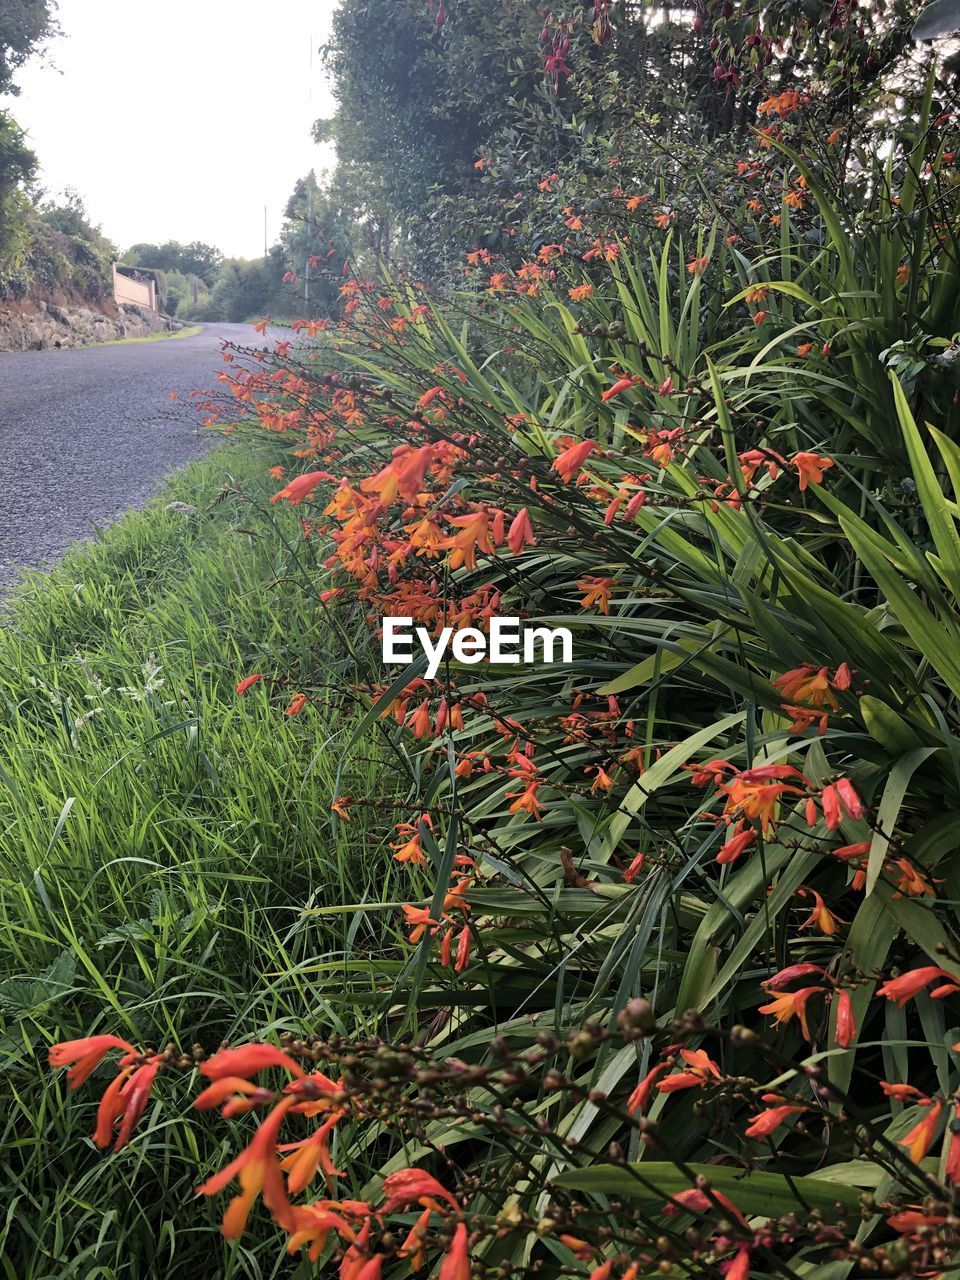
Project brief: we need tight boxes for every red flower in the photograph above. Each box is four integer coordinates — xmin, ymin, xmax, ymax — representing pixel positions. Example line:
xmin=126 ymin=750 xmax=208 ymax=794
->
xmin=382 ymin=1168 xmax=460 ymax=1214
xmin=626 ymin=1062 xmax=669 ymax=1115
xmin=835 ymin=990 xmax=856 ymax=1048
xmin=724 ymin=1247 xmax=751 ymax=1280
xmin=48 ymin=1034 xmax=136 ymax=1089
xmin=94 ymin=1058 xmax=161 ymax=1151
xmin=236 ymin=674 xmax=264 ymax=695
xmin=439 ymin=1221 xmax=470 ymax=1280
xmin=663 ymin=1186 xmax=746 ymax=1225
xmin=601 ymin=376 xmax=638 ymax=403
xmin=817 ymin=777 xmax=863 ymax=829
xmin=201 ymin=1044 xmax=305 ymax=1082
xmin=658 ymin=1048 xmax=721 ymax=1092
xmin=286 ymin=694 xmax=310 ymax=717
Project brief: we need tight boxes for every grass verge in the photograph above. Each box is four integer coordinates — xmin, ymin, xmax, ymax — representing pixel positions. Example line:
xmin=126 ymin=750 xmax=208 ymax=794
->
xmin=0 ymin=443 xmax=397 ymax=1279
xmin=90 ymin=323 xmax=204 ymax=348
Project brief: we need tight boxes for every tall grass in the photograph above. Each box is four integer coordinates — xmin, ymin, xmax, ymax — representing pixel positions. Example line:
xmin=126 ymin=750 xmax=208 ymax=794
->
xmin=0 ymin=447 xmax=398 ymax=1278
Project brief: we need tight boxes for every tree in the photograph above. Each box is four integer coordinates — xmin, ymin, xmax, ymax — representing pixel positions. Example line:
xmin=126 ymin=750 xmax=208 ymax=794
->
xmin=125 ymin=240 xmax=223 ymax=285
xmin=320 ymin=0 xmax=931 ymax=276
xmin=0 ymin=0 xmax=57 ymax=96
xmin=0 ymin=113 xmax=35 ymax=273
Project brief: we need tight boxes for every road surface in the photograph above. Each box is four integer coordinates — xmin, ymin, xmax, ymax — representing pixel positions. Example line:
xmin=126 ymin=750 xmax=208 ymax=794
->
xmin=0 ymin=324 xmax=258 ymax=583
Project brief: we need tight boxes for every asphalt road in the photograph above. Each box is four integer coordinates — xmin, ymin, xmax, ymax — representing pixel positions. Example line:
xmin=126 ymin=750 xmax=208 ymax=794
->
xmin=0 ymin=323 xmax=256 ymax=583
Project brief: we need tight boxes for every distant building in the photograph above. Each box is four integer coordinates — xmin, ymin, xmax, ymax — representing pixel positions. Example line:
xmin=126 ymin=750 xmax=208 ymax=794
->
xmin=112 ymin=264 xmax=159 ymax=311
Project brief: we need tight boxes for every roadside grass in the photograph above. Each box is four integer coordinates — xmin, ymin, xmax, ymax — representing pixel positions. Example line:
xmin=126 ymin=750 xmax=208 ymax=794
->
xmin=0 ymin=444 xmax=399 ymax=1278
xmin=89 ymin=323 xmax=204 ymax=348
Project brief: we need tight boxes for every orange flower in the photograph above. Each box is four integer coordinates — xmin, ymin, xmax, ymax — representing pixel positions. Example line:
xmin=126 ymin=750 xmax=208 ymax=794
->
xmin=568 ymin=283 xmax=593 ymax=302
xmin=271 ymin=470 xmax=336 ymax=506
xmin=397 ymin=1207 xmax=433 ymax=1270
xmin=236 ymin=674 xmax=264 ymax=695
xmin=417 ymin=386 xmax=445 ymax=409
xmin=877 ymin=967 xmax=960 ymax=1006
xmin=793 ymin=451 xmax=833 ymax=490
xmin=658 ymin=1048 xmax=721 ymax=1093
xmin=900 ymin=1100 xmax=943 ymax=1165
xmin=360 ymin=444 xmax=435 ymax=505
xmin=663 ymin=1187 xmax=746 ymax=1225
xmin=744 ymin=1102 xmax=806 ymax=1138
xmin=286 ymin=1203 xmax=361 ymax=1263
xmin=507 ymin=508 xmax=537 ymax=555
xmin=817 ymin=777 xmax=863 ymax=829
xmin=654 ymin=211 xmax=674 ymax=229
xmin=757 ymin=985 xmax=824 ymax=1040
xmin=720 ymin=764 xmax=806 ymax=834
xmin=402 ymin=904 xmax=440 ymax=943
xmin=443 ymin=509 xmax=495 ymax=571
xmin=330 ymin=796 xmax=353 ymax=822
xmin=757 ymin=89 xmax=806 ymax=117
xmin=686 ymin=255 xmax=709 ymax=275
xmin=601 ymin=376 xmax=637 ymax=403
xmin=578 ymin=576 xmax=617 ymax=614
xmin=279 ymin=1112 xmax=345 ymax=1192
xmin=552 ymin=439 xmax=596 ymax=482
xmin=798 ymin=887 xmax=845 ymax=935
xmin=716 ymin=821 xmax=756 ymax=865
xmin=196 ymin=1096 xmax=297 ymax=1237
xmin=891 ymin=857 xmax=938 ymax=898
xmin=744 ymin=285 xmax=769 ymax=303
xmin=797 ymin=341 xmax=815 ymax=358
xmin=286 ymin=694 xmax=309 ymax=717
xmin=507 ymin=781 xmax=546 ymax=820
xmin=392 ymin=824 xmax=427 ymax=865
xmin=774 ymin=662 xmax=850 ymax=715
xmin=93 ymin=1058 xmax=162 ymax=1151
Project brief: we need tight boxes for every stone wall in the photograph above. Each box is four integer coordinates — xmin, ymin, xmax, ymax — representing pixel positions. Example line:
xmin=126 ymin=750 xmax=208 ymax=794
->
xmin=0 ymin=300 xmax=181 ymax=352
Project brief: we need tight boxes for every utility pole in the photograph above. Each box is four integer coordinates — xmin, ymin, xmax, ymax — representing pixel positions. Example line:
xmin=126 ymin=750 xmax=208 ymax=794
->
xmin=304 ymin=192 xmax=314 ymax=310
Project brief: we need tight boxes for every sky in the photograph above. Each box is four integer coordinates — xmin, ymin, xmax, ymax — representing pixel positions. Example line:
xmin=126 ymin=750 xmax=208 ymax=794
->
xmin=7 ymin=0 xmax=339 ymax=258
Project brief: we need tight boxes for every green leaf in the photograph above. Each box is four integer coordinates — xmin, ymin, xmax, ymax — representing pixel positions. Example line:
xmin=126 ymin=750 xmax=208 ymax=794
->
xmin=553 ymin=1163 xmax=864 ymax=1216
xmin=866 ymin=748 xmax=938 ymax=896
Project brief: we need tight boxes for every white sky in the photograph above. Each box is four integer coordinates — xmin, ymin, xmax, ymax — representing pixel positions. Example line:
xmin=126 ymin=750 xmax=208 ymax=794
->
xmin=6 ymin=0 xmax=339 ymax=258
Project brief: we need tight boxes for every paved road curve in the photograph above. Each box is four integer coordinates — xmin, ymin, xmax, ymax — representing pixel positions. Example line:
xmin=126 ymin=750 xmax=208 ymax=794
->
xmin=0 ymin=323 xmax=256 ymax=582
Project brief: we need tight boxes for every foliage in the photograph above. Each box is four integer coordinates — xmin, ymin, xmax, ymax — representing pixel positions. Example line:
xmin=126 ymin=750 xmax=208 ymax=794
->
xmin=0 ymin=0 xmax=57 ymax=97
xmin=124 ymin=239 xmax=224 ymax=286
xmin=319 ymin=0 xmax=938 ymax=275
xmin=0 ymin=111 xmax=35 ymax=279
